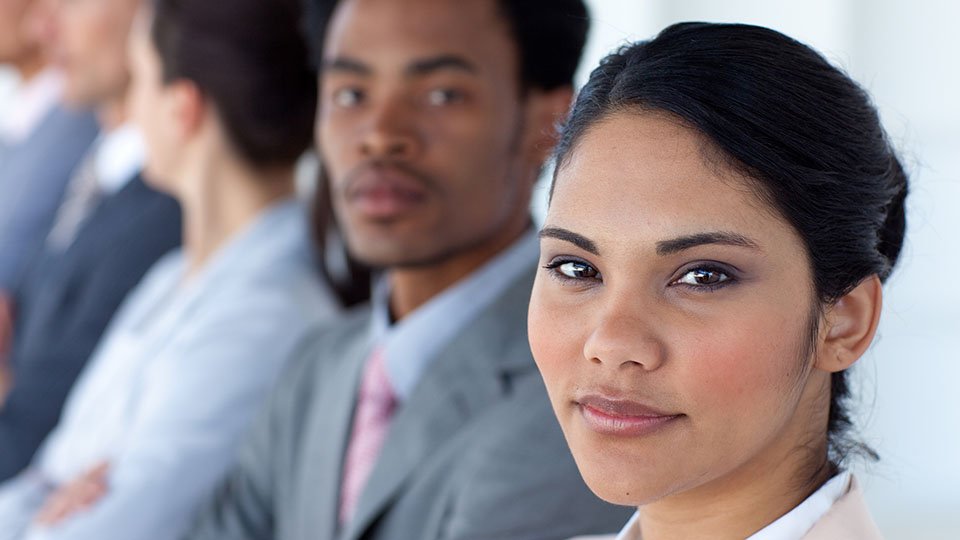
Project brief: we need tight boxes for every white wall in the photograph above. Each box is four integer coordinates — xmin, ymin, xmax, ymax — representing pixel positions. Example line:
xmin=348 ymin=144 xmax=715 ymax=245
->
xmin=564 ymin=1 xmax=960 ymax=538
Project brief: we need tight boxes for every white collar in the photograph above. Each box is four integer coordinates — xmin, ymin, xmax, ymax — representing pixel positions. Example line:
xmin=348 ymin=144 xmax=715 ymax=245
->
xmin=615 ymin=472 xmax=852 ymax=540
xmin=0 ymin=67 xmax=63 ymax=144
xmin=94 ymin=123 xmax=145 ymax=194
xmin=748 ymin=471 xmax=851 ymax=540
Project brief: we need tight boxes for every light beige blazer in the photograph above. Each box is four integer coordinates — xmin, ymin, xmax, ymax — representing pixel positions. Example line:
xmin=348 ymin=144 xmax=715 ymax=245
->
xmin=572 ymin=475 xmax=883 ymax=539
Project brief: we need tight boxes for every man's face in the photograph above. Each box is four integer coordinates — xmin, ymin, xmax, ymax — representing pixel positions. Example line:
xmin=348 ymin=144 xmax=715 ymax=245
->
xmin=0 ymin=0 xmax=37 ymax=64
xmin=318 ymin=0 xmax=544 ymax=269
xmin=46 ymin=0 xmax=139 ymax=106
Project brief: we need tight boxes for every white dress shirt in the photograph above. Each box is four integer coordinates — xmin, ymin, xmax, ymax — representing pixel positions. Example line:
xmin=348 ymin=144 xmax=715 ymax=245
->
xmin=0 ymin=199 xmax=338 ymax=540
xmin=611 ymin=472 xmax=852 ymax=540
xmin=369 ymin=228 xmax=538 ymax=400
xmin=90 ymin=122 xmax=145 ymax=195
xmin=0 ymin=68 xmax=62 ymax=146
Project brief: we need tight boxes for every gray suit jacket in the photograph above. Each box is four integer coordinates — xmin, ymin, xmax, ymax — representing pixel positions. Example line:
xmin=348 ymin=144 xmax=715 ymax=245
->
xmin=187 ymin=267 xmax=631 ymax=540
xmin=0 ymin=105 xmax=99 ymax=290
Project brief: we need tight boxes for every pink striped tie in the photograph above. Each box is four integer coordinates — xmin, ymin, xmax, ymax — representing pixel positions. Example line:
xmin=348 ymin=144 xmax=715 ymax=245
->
xmin=339 ymin=348 xmax=397 ymax=525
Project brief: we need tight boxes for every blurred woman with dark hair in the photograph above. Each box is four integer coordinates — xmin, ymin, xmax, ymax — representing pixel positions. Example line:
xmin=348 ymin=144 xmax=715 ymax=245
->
xmin=0 ymin=0 xmax=338 ymax=537
xmin=531 ymin=23 xmax=906 ymax=540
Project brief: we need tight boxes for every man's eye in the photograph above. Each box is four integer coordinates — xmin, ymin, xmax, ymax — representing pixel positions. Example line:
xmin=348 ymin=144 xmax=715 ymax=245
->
xmin=426 ymin=88 xmax=464 ymax=106
xmin=546 ymin=260 xmax=599 ymax=280
xmin=673 ymin=267 xmax=731 ymax=288
xmin=332 ymin=88 xmax=364 ymax=108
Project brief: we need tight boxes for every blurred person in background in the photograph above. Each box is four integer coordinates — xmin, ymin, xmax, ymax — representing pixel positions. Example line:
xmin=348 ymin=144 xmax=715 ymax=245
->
xmin=0 ymin=0 xmax=98 ymax=375
xmin=186 ymin=1 xmax=631 ymax=539
xmin=531 ymin=23 xmax=906 ymax=540
xmin=0 ymin=0 xmax=339 ymax=536
xmin=0 ymin=0 xmax=181 ymax=481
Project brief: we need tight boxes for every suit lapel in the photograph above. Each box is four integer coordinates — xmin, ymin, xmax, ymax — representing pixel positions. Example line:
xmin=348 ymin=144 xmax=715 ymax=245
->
xmin=342 ymin=266 xmax=538 ymax=540
xmin=295 ymin=322 xmax=373 ymax=540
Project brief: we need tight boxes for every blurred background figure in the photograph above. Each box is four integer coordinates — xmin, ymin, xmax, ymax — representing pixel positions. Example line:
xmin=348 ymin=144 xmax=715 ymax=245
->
xmin=0 ymin=0 xmax=98 ymax=364
xmin=0 ymin=0 xmax=181 ymax=481
xmin=0 ymin=0 xmax=339 ymax=536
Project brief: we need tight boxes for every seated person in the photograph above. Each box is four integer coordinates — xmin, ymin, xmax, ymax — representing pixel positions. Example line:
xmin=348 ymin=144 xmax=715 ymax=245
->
xmin=530 ymin=22 xmax=906 ymax=540
xmin=185 ymin=0 xmax=632 ymax=539
xmin=0 ymin=0 xmax=98 ymax=295
xmin=0 ymin=0 xmax=338 ymax=537
xmin=0 ymin=0 xmax=180 ymax=480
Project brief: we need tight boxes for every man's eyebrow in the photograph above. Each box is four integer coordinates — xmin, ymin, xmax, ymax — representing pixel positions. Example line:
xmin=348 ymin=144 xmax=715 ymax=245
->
xmin=539 ymin=227 xmax=599 ymax=256
xmin=321 ymin=57 xmax=371 ymax=75
xmin=406 ymin=55 xmax=477 ymax=76
xmin=656 ymin=232 xmax=760 ymax=256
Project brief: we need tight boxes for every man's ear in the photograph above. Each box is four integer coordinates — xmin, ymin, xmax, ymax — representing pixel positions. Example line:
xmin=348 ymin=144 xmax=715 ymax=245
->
xmin=521 ymin=86 xmax=575 ymax=175
xmin=815 ymin=275 xmax=884 ymax=373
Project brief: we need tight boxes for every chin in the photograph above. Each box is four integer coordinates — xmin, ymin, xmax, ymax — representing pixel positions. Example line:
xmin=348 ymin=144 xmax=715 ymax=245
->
xmin=345 ymin=234 xmax=446 ymax=269
xmin=565 ymin=430 xmax=672 ymax=507
xmin=572 ymin=454 xmax=650 ymax=506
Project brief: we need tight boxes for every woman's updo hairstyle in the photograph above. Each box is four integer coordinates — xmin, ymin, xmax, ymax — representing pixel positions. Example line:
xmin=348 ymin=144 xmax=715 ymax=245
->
xmin=553 ymin=22 xmax=908 ymax=464
xmin=150 ymin=0 xmax=317 ymax=168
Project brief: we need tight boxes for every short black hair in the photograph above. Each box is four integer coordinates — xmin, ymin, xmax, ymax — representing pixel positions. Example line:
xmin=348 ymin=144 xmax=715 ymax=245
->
xmin=151 ymin=0 xmax=317 ymax=168
xmin=553 ymin=22 xmax=908 ymax=467
xmin=304 ymin=0 xmax=590 ymax=91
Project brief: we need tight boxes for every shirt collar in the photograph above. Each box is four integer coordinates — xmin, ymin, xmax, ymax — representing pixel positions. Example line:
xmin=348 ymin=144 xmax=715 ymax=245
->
xmin=747 ymin=471 xmax=851 ymax=540
xmin=0 ymin=67 xmax=63 ymax=144
xmin=94 ymin=123 xmax=146 ymax=194
xmin=370 ymin=227 xmax=539 ymax=400
xmin=615 ymin=472 xmax=852 ymax=540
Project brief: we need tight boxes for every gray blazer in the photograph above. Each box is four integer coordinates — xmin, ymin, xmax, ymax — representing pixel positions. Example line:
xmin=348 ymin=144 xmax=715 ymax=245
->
xmin=187 ymin=268 xmax=631 ymax=540
xmin=0 ymin=105 xmax=99 ymax=289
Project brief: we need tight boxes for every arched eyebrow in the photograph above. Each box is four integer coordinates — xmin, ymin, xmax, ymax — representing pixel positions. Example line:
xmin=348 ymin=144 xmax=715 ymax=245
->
xmin=539 ymin=227 xmax=599 ymax=255
xmin=540 ymin=227 xmax=760 ymax=257
xmin=655 ymin=232 xmax=760 ymax=255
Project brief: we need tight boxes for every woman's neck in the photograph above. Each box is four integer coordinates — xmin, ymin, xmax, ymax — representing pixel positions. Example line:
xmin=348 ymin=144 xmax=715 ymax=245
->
xmin=177 ymin=148 xmax=295 ymax=279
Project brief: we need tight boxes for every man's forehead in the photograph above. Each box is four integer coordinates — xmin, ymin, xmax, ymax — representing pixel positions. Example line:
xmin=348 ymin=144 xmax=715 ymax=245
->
xmin=322 ymin=0 xmax=515 ymax=71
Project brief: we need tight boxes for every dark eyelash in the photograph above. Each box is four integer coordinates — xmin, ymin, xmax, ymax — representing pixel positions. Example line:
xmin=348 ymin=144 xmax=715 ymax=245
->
xmin=673 ymin=263 xmax=738 ymax=292
xmin=543 ymin=257 xmax=601 ymax=283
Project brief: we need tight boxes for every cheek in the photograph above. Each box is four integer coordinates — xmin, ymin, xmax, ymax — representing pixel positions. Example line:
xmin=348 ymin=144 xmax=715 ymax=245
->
xmin=528 ymin=281 xmax=587 ymax=396
xmin=318 ymin=116 xmax=353 ymax=177
xmin=676 ymin=305 xmax=805 ymax=431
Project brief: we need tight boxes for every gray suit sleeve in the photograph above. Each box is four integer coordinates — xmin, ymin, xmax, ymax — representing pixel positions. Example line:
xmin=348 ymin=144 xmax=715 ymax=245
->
xmin=183 ymin=333 xmax=325 ymax=540
xmin=182 ymin=402 xmax=278 ymax=540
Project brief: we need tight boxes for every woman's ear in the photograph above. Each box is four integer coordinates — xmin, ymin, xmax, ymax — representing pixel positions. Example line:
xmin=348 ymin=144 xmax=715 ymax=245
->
xmin=168 ymin=79 xmax=205 ymax=141
xmin=815 ymin=275 xmax=883 ymax=373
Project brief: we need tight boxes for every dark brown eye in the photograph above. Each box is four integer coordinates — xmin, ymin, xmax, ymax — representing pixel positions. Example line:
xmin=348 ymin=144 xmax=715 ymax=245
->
xmin=545 ymin=259 xmax=600 ymax=281
xmin=674 ymin=267 xmax=732 ymax=288
xmin=557 ymin=261 xmax=598 ymax=279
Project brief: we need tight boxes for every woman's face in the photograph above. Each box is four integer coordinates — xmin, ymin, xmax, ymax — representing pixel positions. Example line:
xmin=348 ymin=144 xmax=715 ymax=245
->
xmin=529 ymin=112 xmax=832 ymax=507
xmin=127 ymin=9 xmax=178 ymax=191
